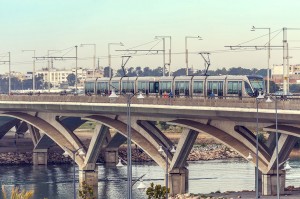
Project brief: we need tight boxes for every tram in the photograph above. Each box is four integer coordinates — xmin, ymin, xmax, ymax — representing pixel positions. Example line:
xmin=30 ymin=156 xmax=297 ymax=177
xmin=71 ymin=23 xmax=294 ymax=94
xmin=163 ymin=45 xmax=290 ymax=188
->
xmin=84 ymin=75 xmax=264 ymax=98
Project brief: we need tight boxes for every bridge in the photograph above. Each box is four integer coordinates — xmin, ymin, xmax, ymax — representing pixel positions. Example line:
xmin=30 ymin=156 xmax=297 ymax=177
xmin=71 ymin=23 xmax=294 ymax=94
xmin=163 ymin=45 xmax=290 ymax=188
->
xmin=0 ymin=95 xmax=300 ymax=197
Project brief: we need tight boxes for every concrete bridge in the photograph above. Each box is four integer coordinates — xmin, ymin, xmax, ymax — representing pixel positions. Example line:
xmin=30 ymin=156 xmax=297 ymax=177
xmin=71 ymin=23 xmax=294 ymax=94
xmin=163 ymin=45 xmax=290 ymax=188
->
xmin=0 ymin=95 xmax=300 ymax=197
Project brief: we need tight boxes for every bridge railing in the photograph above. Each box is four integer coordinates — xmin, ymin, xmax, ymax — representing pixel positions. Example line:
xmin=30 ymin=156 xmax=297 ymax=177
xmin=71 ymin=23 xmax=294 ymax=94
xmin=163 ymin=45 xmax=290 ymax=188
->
xmin=1 ymin=95 xmax=300 ymax=110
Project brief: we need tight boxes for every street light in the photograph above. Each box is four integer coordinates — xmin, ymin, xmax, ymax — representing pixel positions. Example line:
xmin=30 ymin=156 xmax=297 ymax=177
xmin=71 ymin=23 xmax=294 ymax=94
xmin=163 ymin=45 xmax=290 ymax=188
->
xmin=108 ymin=42 xmax=124 ymax=78
xmin=63 ymin=147 xmax=85 ymax=199
xmin=251 ymin=26 xmax=271 ymax=94
xmin=265 ymin=95 xmax=280 ymax=199
xmin=22 ymin=50 xmax=36 ymax=93
xmin=109 ymin=89 xmax=144 ymax=199
xmin=246 ymin=152 xmax=254 ymax=161
xmin=137 ymin=179 xmax=147 ymax=192
xmin=116 ymin=156 xmax=147 ymax=194
xmin=185 ymin=36 xmax=202 ymax=76
xmin=255 ymin=91 xmax=264 ymax=199
xmin=116 ymin=158 xmax=125 ymax=167
xmin=282 ymin=160 xmax=292 ymax=171
xmin=80 ymin=44 xmax=96 ymax=77
xmin=158 ymin=145 xmax=176 ymax=199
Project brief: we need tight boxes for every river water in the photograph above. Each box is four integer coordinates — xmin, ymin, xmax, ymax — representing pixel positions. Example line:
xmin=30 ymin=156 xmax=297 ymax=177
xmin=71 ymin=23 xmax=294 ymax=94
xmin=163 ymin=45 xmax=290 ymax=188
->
xmin=0 ymin=158 xmax=299 ymax=199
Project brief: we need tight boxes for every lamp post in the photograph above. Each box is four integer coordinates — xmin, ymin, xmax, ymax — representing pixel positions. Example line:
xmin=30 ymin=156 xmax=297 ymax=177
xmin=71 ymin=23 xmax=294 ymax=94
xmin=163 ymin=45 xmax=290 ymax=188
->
xmin=109 ymin=90 xmax=144 ymax=199
xmin=251 ymin=26 xmax=271 ymax=94
xmin=185 ymin=36 xmax=202 ymax=76
xmin=116 ymin=157 xmax=147 ymax=193
xmin=9 ymin=52 xmax=11 ymax=95
xmin=63 ymin=147 xmax=85 ymax=199
xmin=266 ymin=95 xmax=280 ymax=198
xmin=22 ymin=50 xmax=36 ymax=93
xmin=158 ymin=145 xmax=176 ymax=199
xmin=108 ymin=42 xmax=124 ymax=78
xmin=47 ymin=49 xmax=58 ymax=92
xmin=80 ymin=44 xmax=96 ymax=77
xmin=75 ymin=46 xmax=78 ymax=94
xmin=0 ymin=52 xmax=11 ymax=94
xmin=255 ymin=91 xmax=265 ymax=199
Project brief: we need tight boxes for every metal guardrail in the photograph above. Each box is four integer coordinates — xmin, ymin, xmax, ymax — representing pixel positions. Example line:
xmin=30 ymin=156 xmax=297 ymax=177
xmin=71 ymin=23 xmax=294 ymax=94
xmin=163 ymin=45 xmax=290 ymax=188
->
xmin=0 ymin=95 xmax=300 ymax=110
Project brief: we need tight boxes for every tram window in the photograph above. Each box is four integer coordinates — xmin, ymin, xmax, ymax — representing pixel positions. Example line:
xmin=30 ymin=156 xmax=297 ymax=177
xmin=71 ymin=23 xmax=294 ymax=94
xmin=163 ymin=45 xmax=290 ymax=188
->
xmin=175 ymin=81 xmax=189 ymax=94
xmin=160 ymin=81 xmax=172 ymax=93
xmin=98 ymin=82 xmax=108 ymax=92
xmin=227 ymin=81 xmax=242 ymax=94
xmin=85 ymin=82 xmax=94 ymax=93
xmin=138 ymin=81 xmax=148 ymax=92
xmin=111 ymin=82 xmax=119 ymax=92
xmin=244 ymin=81 xmax=253 ymax=96
xmin=122 ymin=81 xmax=134 ymax=93
xmin=193 ymin=81 xmax=203 ymax=94
xmin=208 ymin=81 xmax=223 ymax=96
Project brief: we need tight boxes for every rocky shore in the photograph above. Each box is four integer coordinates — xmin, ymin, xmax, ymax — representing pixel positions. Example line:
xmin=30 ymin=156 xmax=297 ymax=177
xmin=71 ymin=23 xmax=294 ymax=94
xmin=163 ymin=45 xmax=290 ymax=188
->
xmin=0 ymin=144 xmax=241 ymax=165
xmin=120 ymin=144 xmax=241 ymax=162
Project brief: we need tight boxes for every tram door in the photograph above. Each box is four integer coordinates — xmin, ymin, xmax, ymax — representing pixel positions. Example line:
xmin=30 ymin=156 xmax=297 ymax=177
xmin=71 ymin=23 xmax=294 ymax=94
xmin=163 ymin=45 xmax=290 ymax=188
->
xmin=149 ymin=81 xmax=159 ymax=93
xmin=208 ymin=81 xmax=224 ymax=96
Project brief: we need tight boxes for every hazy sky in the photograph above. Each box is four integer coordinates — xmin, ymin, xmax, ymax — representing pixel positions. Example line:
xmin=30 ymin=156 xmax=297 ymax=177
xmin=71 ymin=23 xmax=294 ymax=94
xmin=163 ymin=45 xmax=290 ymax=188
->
xmin=1 ymin=0 xmax=300 ymax=74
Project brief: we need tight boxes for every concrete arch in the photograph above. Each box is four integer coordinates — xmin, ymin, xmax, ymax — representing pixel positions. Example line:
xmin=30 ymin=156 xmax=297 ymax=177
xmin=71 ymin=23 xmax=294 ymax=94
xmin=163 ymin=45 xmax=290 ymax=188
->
xmin=84 ymin=115 xmax=166 ymax=168
xmin=171 ymin=119 xmax=270 ymax=173
xmin=1 ymin=112 xmax=85 ymax=167
xmin=264 ymin=124 xmax=300 ymax=138
xmin=0 ymin=118 xmax=20 ymax=139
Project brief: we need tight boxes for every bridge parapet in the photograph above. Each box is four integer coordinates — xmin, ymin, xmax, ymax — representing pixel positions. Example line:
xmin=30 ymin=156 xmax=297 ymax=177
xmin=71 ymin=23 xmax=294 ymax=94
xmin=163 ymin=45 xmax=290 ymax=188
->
xmin=1 ymin=95 xmax=300 ymax=110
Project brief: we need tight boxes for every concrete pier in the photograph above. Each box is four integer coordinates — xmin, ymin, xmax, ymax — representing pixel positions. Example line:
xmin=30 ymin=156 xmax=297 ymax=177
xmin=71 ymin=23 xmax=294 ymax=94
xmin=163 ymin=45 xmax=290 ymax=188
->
xmin=32 ymin=149 xmax=48 ymax=165
xmin=104 ymin=148 xmax=118 ymax=165
xmin=79 ymin=168 xmax=99 ymax=198
xmin=262 ymin=171 xmax=286 ymax=196
xmin=169 ymin=167 xmax=188 ymax=195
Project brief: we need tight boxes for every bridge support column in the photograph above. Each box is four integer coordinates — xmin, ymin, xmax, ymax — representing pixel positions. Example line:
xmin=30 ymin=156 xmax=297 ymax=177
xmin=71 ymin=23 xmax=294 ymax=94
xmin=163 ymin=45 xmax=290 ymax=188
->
xmin=32 ymin=149 xmax=48 ymax=165
xmin=262 ymin=170 xmax=285 ymax=196
xmin=79 ymin=167 xmax=98 ymax=198
xmin=169 ymin=167 xmax=188 ymax=195
xmin=104 ymin=148 xmax=118 ymax=165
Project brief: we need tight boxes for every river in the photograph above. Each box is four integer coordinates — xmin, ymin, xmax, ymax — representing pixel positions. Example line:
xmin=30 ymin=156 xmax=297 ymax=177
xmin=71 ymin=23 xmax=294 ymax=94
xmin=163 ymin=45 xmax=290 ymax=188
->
xmin=0 ymin=158 xmax=299 ymax=199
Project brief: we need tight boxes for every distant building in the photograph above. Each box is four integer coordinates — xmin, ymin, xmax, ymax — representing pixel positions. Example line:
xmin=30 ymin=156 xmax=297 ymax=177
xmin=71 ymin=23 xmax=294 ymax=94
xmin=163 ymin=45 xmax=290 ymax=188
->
xmin=36 ymin=67 xmax=102 ymax=88
xmin=272 ymin=64 xmax=300 ymax=84
xmin=36 ymin=68 xmax=72 ymax=88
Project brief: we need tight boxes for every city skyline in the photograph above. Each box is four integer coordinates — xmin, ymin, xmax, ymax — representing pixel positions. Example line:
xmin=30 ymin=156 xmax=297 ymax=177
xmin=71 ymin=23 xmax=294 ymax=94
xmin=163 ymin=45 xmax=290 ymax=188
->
xmin=1 ymin=0 xmax=300 ymax=74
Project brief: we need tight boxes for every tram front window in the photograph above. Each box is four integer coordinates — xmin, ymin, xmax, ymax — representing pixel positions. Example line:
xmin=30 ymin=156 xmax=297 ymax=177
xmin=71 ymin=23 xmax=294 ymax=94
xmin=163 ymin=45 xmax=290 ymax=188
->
xmin=249 ymin=77 xmax=264 ymax=91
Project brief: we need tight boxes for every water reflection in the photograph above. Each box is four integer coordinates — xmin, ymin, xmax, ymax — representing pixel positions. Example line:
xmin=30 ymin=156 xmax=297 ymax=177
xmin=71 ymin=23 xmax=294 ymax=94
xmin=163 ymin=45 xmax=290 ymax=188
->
xmin=0 ymin=158 xmax=299 ymax=199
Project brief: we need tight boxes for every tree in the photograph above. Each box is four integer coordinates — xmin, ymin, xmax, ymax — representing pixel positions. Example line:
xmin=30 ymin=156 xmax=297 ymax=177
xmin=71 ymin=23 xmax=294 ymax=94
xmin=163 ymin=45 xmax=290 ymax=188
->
xmin=103 ymin=66 xmax=113 ymax=77
xmin=173 ymin=68 xmax=189 ymax=76
xmin=135 ymin=66 xmax=143 ymax=76
xmin=67 ymin=74 xmax=76 ymax=86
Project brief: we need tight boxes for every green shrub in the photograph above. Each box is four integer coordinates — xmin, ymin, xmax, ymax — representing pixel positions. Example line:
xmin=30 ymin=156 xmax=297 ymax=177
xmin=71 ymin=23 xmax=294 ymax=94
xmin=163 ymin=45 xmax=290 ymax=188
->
xmin=146 ymin=182 xmax=169 ymax=199
xmin=79 ymin=181 xmax=95 ymax=199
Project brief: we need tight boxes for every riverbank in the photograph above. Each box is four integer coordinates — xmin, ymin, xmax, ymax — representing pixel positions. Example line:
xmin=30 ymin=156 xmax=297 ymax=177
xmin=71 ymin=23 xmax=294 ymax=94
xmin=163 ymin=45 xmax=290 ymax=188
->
xmin=0 ymin=144 xmax=240 ymax=165
xmin=121 ymin=144 xmax=241 ymax=162
xmin=174 ymin=187 xmax=300 ymax=199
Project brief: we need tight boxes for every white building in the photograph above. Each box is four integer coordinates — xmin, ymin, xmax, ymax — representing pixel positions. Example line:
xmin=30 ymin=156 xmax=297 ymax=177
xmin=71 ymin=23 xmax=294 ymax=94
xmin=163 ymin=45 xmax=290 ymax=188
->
xmin=36 ymin=67 xmax=90 ymax=88
xmin=272 ymin=64 xmax=300 ymax=75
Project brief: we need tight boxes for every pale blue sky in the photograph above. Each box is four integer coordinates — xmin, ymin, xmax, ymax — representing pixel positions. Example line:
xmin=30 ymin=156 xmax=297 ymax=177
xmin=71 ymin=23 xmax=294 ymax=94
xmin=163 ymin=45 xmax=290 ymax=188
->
xmin=1 ymin=0 xmax=300 ymax=73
